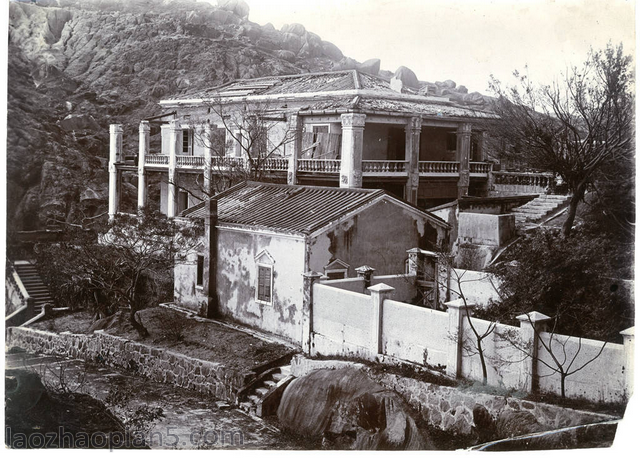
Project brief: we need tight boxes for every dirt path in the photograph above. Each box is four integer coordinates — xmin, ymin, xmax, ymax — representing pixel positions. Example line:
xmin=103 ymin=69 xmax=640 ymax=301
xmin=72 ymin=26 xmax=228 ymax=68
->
xmin=5 ymin=351 xmax=300 ymax=449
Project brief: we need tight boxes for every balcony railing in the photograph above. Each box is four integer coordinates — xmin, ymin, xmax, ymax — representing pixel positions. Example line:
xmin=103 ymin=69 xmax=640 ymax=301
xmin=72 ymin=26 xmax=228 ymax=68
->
xmin=470 ymin=162 xmax=492 ymax=174
xmin=263 ymin=157 xmax=289 ymax=171
xmin=418 ymin=161 xmax=460 ymax=175
xmin=176 ymin=155 xmax=205 ymax=167
xmin=145 ymin=155 xmax=169 ymax=165
xmin=298 ymin=159 xmax=341 ymax=173
xmin=140 ymin=155 xmax=492 ymax=180
xmin=362 ymin=160 xmax=408 ymax=174
xmin=493 ymin=171 xmax=553 ymax=187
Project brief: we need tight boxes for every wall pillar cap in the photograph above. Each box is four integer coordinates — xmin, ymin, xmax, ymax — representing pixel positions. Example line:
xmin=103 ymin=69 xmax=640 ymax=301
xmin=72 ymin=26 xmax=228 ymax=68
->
xmin=110 ymin=124 xmax=123 ymax=132
xmin=368 ymin=283 xmax=395 ymax=294
xmin=444 ymin=298 xmax=475 ymax=310
xmin=302 ymin=271 xmax=323 ymax=280
xmin=406 ymin=247 xmax=438 ymax=257
xmin=516 ymin=311 xmax=551 ymax=323
xmin=620 ymin=326 xmax=635 ymax=337
xmin=355 ymin=265 xmax=376 ymax=275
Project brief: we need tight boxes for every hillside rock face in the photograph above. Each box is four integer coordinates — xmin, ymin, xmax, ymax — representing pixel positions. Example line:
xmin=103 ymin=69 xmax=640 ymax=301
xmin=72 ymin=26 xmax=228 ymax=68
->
xmin=7 ymin=0 xmax=488 ymax=230
xmin=6 ymin=0 xmax=352 ymax=230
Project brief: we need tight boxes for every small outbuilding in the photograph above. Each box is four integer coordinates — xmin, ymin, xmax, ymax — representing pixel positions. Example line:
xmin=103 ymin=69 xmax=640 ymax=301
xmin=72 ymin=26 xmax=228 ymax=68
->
xmin=175 ymin=181 xmax=450 ymax=344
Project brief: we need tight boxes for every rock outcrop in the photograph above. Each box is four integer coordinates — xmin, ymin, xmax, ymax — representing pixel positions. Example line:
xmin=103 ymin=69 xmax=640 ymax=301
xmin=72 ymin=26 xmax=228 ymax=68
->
xmin=277 ymin=367 xmax=433 ymax=450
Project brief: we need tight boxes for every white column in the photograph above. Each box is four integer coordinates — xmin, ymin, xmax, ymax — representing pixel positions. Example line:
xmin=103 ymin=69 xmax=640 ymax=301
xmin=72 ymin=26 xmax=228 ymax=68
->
xmin=368 ymin=283 xmax=395 ymax=356
xmin=108 ymin=124 xmax=123 ymax=219
xmin=405 ymin=116 xmax=421 ymax=205
xmin=287 ymin=114 xmax=302 ymax=185
xmin=137 ymin=121 xmax=150 ymax=210
xmin=339 ymin=113 xmax=366 ymax=188
xmin=457 ymin=123 xmax=472 ymax=198
xmin=620 ymin=326 xmax=635 ymax=399
xmin=516 ymin=311 xmax=550 ymax=393
xmin=445 ymin=298 xmax=474 ymax=378
xmin=302 ymin=271 xmax=323 ymax=354
xmin=167 ymin=120 xmax=180 ymax=218
xmin=203 ymin=122 xmax=213 ymax=197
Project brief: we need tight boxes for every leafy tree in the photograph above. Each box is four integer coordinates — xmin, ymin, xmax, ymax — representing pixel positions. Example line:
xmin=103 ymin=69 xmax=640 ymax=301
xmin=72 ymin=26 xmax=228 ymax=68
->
xmin=487 ymin=43 xmax=634 ymax=237
xmin=482 ymin=227 xmax=633 ymax=343
xmin=36 ymin=208 xmax=202 ymax=337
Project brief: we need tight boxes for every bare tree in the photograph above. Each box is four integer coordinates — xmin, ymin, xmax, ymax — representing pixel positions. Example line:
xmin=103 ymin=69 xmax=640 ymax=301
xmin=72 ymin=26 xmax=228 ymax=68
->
xmin=487 ymin=43 xmax=634 ymax=237
xmin=183 ymin=97 xmax=295 ymax=197
xmin=496 ymin=314 xmax=608 ymax=399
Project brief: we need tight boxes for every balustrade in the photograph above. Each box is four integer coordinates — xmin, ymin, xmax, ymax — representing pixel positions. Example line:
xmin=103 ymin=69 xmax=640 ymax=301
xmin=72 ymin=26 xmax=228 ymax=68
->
xmin=298 ymin=159 xmax=341 ymax=173
xmin=418 ymin=161 xmax=460 ymax=174
xmin=362 ymin=160 xmax=408 ymax=174
xmin=176 ymin=156 xmax=205 ymax=167
xmin=470 ymin=162 xmax=492 ymax=174
xmin=493 ymin=171 xmax=553 ymax=188
xmin=145 ymin=155 xmax=170 ymax=165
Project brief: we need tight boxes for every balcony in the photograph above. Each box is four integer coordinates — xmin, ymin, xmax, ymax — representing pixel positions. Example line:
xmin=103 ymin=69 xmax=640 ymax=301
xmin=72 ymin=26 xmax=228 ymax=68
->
xmin=134 ymin=155 xmax=491 ymax=179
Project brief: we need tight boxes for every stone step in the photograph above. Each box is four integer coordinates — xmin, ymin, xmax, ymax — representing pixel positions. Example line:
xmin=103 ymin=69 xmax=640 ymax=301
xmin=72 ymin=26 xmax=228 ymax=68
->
xmin=255 ymin=387 xmax=269 ymax=396
xmin=247 ymin=394 xmax=261 ymax=404
xmin=264 ymin=380 xmax=277 ymax=388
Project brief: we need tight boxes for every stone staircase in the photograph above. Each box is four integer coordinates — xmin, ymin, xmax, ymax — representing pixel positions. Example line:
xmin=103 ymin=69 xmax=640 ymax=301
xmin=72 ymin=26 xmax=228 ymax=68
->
xmin=512 ymin=194 xmax=570 ymax=230
xmin=239 ymin=365 xmax=293 ymax=417
xmin=13 ymin=261 xmax=54 ymax=314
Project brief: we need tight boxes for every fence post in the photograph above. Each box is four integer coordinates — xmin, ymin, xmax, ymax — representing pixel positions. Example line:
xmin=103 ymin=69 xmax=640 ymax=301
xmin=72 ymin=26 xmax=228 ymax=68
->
xmin=516 ymin=311 xmax=550 ymax=393
xmin=368 ymin=283 xmax=395 ymax=356
xmin=302 ymin=271 xmax=322 ymax=354
xmin=445 ymin=298 xmax=474 ymax=378
xmin=620 ymin=326 xmax=635 ymax=399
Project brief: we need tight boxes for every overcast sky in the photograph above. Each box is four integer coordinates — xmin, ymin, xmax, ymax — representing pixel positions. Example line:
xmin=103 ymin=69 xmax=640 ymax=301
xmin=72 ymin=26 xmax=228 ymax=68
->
xmin=236 ymin=0 xmax=635 ymax=94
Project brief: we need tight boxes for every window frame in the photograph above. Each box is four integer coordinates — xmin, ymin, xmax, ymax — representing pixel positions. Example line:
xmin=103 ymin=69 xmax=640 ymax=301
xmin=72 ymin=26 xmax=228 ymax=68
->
xmin=256 ymin=263 xmax=273 ymax=304
xmin=196 ymin=255 xmax=204 ymax=289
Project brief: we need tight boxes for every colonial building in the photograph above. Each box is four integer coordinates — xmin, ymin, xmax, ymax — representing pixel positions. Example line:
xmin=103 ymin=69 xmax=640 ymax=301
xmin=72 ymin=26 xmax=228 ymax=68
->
xmin=107 ymin=70 xmax=497 ymax=217
xmin=173 ymin=181 xmax=450 ymax=344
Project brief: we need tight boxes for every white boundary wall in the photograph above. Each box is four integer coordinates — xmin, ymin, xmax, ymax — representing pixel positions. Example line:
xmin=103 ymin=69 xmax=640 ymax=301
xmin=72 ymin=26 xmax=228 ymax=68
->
xmin=309 ymin=281 xmax=633 ymax=404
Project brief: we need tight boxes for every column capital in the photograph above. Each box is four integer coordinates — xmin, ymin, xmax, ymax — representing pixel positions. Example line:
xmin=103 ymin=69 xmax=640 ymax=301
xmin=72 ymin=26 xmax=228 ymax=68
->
xmin=169 ymin=119 xmax=181 ymax=130
xmin=406 ymin=116 xmax=422 ymax=132
xmin=457 ymin=123 xmax=472 ymax=134
xmin=139 ymin=120 xmax=150 ymax=132
xmin=341 ymin=112 xmax=366 ymax=128
xmin=110 ymin=124 xmax=123 ymax=134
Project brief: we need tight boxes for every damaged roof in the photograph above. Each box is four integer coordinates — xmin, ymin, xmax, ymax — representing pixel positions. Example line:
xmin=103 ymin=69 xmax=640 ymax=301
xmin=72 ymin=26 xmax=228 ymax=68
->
xmin=180 ymin=181 xmax=448 ymax=236
xmin=161 ymin=70 xmax=495 ymax=119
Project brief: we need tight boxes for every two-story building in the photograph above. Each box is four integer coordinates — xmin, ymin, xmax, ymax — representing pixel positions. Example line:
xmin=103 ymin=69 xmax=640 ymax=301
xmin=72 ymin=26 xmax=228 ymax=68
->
xmin=107 ymin=69 xmax=497 ymax=217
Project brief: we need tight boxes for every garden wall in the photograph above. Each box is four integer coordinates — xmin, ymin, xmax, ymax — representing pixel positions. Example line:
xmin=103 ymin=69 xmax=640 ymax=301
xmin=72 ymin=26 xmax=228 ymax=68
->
xmin=290 ymin=355 xmax=618 ymax=436
xmin=6 ymin=327 xmax=250 ymax=402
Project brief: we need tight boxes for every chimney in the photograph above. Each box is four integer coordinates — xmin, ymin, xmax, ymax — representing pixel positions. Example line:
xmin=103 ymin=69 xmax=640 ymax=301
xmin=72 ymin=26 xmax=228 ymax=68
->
xmin=204 ymin=197 xmax=218 ymax=318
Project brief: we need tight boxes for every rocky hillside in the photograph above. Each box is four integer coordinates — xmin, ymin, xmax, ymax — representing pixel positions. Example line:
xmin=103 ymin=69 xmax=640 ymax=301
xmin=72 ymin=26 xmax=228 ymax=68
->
xmin=7 ymin=0 xmax=485 ymax=230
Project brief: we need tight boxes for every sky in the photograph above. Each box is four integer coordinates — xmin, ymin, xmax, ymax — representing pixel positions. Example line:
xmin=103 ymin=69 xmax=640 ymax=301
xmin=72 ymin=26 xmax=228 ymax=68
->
xmin=234 ymin=0 xmax=635 ymax=94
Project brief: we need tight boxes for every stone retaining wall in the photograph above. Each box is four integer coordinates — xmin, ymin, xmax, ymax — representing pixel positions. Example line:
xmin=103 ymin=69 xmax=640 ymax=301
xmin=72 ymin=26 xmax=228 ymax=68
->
xmin=6 ymin=327 xmax=250 ymax=401
xmin=290 ymin=355 xmax=617 ymax=436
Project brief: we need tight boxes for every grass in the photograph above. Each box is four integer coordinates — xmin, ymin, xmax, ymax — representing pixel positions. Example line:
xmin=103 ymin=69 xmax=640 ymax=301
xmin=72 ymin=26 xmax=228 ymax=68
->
xmin=30 ymin=307 xmax=293 ymax=373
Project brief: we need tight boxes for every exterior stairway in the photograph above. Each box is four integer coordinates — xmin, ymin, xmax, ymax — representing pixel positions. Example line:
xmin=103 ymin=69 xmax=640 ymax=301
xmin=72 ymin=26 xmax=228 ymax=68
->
xmin=512 ymin=194 xmax=571 ymax=231
xmin=13 ymin=261 xmax=54 ymax=315
xmin=239 ymin=365 xmax=293 ymax=417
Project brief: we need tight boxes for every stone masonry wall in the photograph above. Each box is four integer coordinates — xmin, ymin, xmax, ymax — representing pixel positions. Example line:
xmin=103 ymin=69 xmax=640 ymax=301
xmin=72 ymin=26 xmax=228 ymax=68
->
xmin=6 ymin=327 xmax=250 ymax=402
xmin=290 ymin=355 xmax=617 ymax=436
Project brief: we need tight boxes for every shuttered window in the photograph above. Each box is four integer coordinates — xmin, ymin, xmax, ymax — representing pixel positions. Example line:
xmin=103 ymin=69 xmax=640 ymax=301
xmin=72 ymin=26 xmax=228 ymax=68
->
xmin=257 ymin=265 xmax=272 ymax=303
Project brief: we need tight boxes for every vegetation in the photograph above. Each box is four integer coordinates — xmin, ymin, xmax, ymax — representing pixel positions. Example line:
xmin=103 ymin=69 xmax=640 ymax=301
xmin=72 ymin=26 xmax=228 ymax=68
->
xmin=36 ymin=208 xmax=202 ymax=337
xmin=488 ymin=43 xmax=634 ymax=238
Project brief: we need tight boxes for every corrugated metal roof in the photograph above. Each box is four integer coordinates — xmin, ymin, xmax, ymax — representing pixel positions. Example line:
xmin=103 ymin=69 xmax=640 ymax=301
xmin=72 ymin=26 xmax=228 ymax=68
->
xmin=181 ymin=182 xmax=386 ymax=235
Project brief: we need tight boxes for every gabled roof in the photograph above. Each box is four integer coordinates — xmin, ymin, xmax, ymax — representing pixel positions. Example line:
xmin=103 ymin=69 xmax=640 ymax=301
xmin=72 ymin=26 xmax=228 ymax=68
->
xmin=180 ymin=181 xmax=448 ymax=236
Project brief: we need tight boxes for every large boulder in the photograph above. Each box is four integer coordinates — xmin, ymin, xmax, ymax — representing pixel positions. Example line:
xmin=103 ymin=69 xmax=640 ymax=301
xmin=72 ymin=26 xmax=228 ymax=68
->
xmin=394 ymin=66 xmax=420 ymax=89
xmin=59 ymin=114 xmax=100 ymax=132
xmin=321 ymin=40 xmax=343 ymax=61
xmin=280 ymin=32 xmax=303 ymax=53
xmin=357 ymin=58 xmax=381 ymax=76
xmin=217 ymin=0 xmax=250 ymax=19
xmin=281 ymin=23 xmax=306 ymax=36
xmin=277 ymin=367 xmax=433 ymax=450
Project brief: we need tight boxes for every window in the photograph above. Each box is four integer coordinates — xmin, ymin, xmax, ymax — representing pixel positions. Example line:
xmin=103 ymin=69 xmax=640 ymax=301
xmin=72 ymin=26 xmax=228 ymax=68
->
xmin=256 ymin=265 xmax=273 ymax=303
xmin=323 ymin=259 xmax=349 ymax=279
xmin=177 ymin=190 xmax=189 ymax=214
xmin=196 ymin=255 xmax=204 ymax=288
xmin=182 ymin=130 xmax=192 ymax=155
